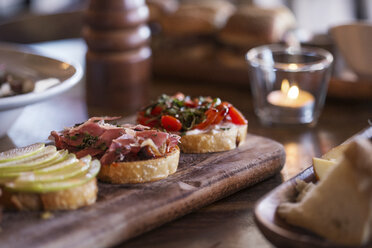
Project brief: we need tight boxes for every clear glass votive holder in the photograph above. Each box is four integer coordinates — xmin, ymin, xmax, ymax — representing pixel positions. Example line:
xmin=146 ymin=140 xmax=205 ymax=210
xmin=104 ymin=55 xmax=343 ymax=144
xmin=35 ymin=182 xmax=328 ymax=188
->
xmin=246 ymin=45 xmax=333 ymax=126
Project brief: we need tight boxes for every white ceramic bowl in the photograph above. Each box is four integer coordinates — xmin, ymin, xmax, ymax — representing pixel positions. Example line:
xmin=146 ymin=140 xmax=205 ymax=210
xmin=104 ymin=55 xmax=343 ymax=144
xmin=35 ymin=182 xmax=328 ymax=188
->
xmin=330 ymin=22 xmax=372 ymax=79
xmin=0 ymin=43 xmax=82 ymax=137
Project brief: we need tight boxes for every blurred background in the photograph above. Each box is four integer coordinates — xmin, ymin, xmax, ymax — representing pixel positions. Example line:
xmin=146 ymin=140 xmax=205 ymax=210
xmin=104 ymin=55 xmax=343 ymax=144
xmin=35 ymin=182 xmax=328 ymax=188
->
xmin=1 ymin=0 xmax=372 ymax=33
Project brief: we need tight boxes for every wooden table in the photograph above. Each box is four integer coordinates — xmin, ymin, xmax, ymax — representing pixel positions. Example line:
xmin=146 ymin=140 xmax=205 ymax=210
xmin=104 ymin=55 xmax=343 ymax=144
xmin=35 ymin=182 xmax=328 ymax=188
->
xmin=0 ymin=39 xmax=371 ymax=248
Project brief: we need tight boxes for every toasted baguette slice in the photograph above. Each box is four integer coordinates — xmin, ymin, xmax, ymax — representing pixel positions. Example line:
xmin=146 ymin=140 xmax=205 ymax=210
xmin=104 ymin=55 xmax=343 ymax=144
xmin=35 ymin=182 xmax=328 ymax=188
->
xmin=180 ymin=124 xmax=247 ymax=153
xmin=0 ymin=178 xmax=98 ymax=211
xmin=98 ymin=146 xmax=180 ymax=184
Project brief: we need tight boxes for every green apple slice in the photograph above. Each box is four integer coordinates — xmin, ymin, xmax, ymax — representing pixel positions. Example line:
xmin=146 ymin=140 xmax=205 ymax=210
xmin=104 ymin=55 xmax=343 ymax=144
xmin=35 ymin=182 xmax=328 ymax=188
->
xmin=0 ymin=143 xmax=45 ymax=163
xmin=5 ymin=159 xmax=100 ymax=193
xmin=0 ymin=150 xmax=69 ymax=178
xmin=33 ymin=153 xmax=79 ymax=174
xmin=15 ymin=156 xmax=92 ymax=183
xmin=0 ymin=146 xmax=59 ymax=171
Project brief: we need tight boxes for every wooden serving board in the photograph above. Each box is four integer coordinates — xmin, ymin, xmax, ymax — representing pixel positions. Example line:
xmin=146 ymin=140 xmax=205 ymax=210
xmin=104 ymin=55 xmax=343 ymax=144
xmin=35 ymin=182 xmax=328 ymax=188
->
xmin=0 ymin=134 xmax=285 ymax=248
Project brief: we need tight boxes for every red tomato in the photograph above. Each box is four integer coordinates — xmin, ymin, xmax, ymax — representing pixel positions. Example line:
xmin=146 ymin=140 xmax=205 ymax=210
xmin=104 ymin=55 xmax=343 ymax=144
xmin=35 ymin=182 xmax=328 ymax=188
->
xmin=137 ymin=111 xmax=159 ymax=127
xmin=212 ymin=102 xmax=230 ymax=125
xmin=194 ymin=108 xmax=218 ymax=129
xmin=151 ymin=105 xmax=163 ymax=115
xmin=228 ymin=106 xmax=247 ymax=125
xmin=184 ymin=100 xmax=197 ymax=108
xmin=161 ymin=115 xmax=182 ymax=131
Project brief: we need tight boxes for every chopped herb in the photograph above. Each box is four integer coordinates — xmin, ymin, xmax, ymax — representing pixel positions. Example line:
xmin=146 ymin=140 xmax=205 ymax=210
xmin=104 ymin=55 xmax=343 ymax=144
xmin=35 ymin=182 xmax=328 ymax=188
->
xmin=220 ymin=127 xmax=230 ymax=131
xmin=98 ymin=143 xmax=108 ymax=151
xmin=73 ymin=122 xmax=84 ymax=127
xmin=76 ymin=133 xmax=98 ymax=149
xmin=213 ymin=97 xmax=221 ymax=106
xmin=145 ymin=107 xmax=152 ymax=117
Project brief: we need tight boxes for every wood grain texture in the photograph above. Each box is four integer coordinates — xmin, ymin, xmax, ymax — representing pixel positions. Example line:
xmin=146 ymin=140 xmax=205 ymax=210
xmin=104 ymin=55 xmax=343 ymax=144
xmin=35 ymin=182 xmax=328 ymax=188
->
xmin=0 ymin=134 xmax=285 ymax=248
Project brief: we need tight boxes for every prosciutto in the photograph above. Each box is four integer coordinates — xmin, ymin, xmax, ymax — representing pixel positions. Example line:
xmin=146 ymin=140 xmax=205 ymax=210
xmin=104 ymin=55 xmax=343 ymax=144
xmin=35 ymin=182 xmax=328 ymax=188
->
xmin=50 ymin=117 xmax=180 ymax=166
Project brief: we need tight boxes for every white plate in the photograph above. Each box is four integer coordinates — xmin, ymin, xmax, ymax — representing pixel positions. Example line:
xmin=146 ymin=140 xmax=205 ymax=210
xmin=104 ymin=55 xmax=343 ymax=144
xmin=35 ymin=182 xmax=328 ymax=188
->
xmin=0 ymin=43 xmax=83 ymax=137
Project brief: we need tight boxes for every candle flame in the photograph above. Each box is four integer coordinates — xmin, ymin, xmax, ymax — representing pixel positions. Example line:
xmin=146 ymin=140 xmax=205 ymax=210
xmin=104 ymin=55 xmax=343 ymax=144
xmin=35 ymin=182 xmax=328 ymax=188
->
xmin=288 ymin=85 xmax=299 ymax=99
xmin=281 ymin=79 xmax=290 ymax=94
xmin=281 ymin=79 xmax=299 ymax=100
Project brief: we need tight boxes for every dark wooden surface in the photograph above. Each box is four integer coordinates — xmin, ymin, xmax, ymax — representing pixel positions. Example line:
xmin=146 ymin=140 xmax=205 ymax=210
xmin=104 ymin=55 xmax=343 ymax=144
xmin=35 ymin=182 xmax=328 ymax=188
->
xmin=0 ymin=39 xmax=371 ymax=248
xmin=0 ymin=135 xmax=284 ymax=248
xmin=254 ymin=127 xmax=372 ymax=248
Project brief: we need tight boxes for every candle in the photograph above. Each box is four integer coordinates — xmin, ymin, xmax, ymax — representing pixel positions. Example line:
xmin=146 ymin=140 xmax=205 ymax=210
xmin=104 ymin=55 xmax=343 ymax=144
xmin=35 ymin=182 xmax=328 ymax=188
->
xmin=267 ymin=79 xmax=315 ymax=108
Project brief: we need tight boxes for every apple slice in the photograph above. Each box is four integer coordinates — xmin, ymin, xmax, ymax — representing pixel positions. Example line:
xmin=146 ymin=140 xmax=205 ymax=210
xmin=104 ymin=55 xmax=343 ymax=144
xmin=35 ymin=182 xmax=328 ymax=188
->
xmin=15 ymin=156 xmax=91 ymax=183
xmin=0 ymin=146 xmax=59 ymax=172
xmin=14 ymin=156 xmax=91 ymax=183
xmin=0 ymin=143 xmax=45 ymax=163
xmin=0 ymin=150 xmax=69 ymax=178
xmin=5 ymin=159 xmax=100 ymax=193
xmin=33 ymin=153 xmax=79 ymax=174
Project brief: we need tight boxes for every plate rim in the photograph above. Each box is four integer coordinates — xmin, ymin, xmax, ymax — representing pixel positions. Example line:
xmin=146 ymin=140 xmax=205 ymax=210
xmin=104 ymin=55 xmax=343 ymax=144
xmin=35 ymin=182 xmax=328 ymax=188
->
xmin=0 ymin=43 xmax=83 ymax=110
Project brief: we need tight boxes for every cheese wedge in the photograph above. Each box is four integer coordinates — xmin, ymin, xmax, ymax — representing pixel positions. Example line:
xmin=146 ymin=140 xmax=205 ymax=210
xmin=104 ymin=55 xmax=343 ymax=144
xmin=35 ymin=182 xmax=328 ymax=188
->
xmin=312 ymin=157 xmax=337 ymax=180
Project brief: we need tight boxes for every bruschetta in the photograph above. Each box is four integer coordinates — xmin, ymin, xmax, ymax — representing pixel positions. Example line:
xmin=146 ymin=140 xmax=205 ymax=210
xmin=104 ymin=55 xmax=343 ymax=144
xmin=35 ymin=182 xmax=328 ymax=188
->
xmin=0 ymin=143 xmax=100 ymax=211
xmin=51 ymin=117 xmax=181 ymax=183
xmin=137 ymin=93 xmax=248 ymax=153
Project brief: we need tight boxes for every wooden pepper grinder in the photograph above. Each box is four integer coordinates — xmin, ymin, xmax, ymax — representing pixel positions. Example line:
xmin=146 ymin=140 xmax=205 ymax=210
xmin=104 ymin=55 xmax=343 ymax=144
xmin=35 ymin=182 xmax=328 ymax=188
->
xmin=83 ymin=0 xmax=152 ymax=115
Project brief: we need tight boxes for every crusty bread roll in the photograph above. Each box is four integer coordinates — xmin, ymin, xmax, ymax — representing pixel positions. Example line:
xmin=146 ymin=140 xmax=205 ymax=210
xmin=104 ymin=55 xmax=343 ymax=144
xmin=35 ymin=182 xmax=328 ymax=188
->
xmin=98 ymin=147 xmax=180 ymax=184
xmin=217 ymin=5 xmax=296 ymax=70
xmin=152 ymin=36 xmax=216 ymax=60
xmin=219 ymin=5 xmax=296 ymax=49
xmin=0 ymin=179 xmax=98 ymax=211
xmin=216 ymin=48 xmax=248 ymax=69
xmin=160 ymin=0 xmax=236 ymax=37
xmin=180 ymin=124 xmax=247 ymax=153
xmin=147 ymin=0 xmax=178 ymax=23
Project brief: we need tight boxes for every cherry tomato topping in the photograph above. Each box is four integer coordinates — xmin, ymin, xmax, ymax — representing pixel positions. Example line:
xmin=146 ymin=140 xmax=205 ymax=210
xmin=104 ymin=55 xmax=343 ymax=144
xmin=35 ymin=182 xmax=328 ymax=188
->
xmin=228 ymin=106 xmax=247 ymax=125
xmin=184 ymin=100 xmax=197 ymax=108
xmin=151 ymin=105 xmax=163 ymax=115
xmin=212 ymin=105 xmax=229 ymax=125
xmin=194 ymin=108 xmax=218 ymax=129
xmin=161 ymin=115 xmax=182 ymax=131
xmin=137 ymin=111 xmax=159 ymax=127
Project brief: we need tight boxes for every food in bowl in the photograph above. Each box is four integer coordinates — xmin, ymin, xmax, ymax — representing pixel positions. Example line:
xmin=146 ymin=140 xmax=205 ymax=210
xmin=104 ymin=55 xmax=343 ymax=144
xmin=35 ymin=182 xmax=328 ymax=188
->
xmin=278 ymin=139 xmax=372 ymax=246
xmin=0 ymin=64 xmax=60 ymax=98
